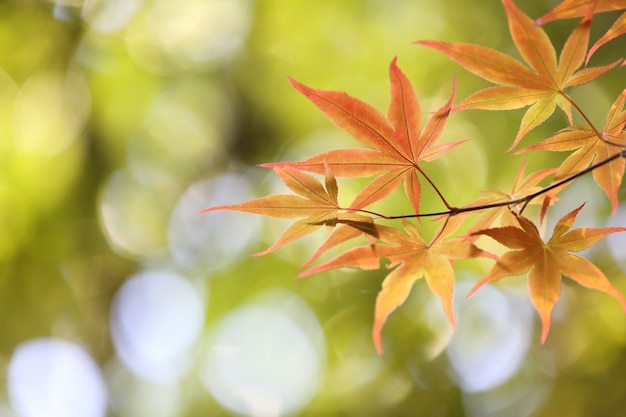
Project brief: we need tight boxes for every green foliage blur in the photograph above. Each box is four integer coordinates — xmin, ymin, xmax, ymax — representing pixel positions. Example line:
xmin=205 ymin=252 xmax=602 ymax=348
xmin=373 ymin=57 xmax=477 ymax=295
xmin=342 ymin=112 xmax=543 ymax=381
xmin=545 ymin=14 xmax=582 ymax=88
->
xmin=0 ymin=0 xmax=625 ymax=416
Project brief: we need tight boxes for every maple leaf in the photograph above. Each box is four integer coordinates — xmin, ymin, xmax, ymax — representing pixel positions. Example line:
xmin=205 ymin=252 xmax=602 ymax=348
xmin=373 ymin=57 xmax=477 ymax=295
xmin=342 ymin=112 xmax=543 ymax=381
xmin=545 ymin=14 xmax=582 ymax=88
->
xmin=535 ymin=0 xmax=626 ymax=25
xmin=299 ymin=220 xmax=491 ymax=355
xmin=587 ymin=11 xmax=626 ymax=63
xmin=299 ymin=216 xmax=378 ymax=267
xmin=519 ymin=88 xmax=626 ymax=213
xmin=468 ymin=204 xmax=626 ymax=344
xmin=200 ymin=166 xmax=347 ymax=255
xmin=262 ymin=58 xmax=466 ymax=214
xmin=415 ymin=0 xmax=621 ymax=149
xmin=535 ymin=0 xmax=626 ymax=64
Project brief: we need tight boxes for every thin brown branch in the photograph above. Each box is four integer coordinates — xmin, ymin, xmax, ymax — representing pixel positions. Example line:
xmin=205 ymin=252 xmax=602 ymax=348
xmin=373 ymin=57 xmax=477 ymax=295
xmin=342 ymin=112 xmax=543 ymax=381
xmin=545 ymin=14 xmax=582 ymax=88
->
xmin=416 ymin=165 xmax=453 ymax=210
xmin=342 ymin=149 xmax=626 ymax=220
xmin=561 ymin=91 xmax=607 ymax=144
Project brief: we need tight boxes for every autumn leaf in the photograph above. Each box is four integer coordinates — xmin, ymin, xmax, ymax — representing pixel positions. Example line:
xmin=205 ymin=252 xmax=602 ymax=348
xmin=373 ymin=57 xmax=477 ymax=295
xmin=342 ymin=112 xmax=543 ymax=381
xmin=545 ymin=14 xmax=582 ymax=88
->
xmin=262 ymin=58 xmax=466 ymax=215
xmin=415 ymin=0 xmax=621 ymax=149
xmin=534 ymin=0 xmax=626 ymax=64
xmin=535 ymin=0 xmax=626 ymax=25
xmin=200 ymin=166 xmax=346 ymax=255
xmin=519 ymin=88 xmax=626 ymax=213
xmin=297 ymin=216 xmax=380 ymax=268
xmin=587 ymin=11 xmax=626 ymax=63
xmin=468 ymin=204 xmax=626 ymax=344
xmin=300 ymin=220 xmax=491 ymax=355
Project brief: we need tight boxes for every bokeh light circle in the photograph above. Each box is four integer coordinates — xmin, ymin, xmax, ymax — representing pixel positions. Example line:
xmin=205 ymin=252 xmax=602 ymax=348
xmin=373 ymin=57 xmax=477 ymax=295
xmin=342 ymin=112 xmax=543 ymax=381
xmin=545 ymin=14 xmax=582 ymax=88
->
xmin=13 ymin=69 xmax=89 ymax=157
xmin=7 ymin=338 xmax=107 ymax=417
xmin=111 ymin=270 xmax=204 ymax=384
xmin=200 ymin=289 xmax=325 ymax=416
xmin=447 ymin=280 xmax=532 ymax=393
xmin=124 ymin=0 xmax=253 ymax=72
xmin=82 ymin=0 xmax=143 ymax=34
xmin=99 ymin=169 xmax=171 ymax=258
xmin=168 ymin=173 xmax=261 ymax=271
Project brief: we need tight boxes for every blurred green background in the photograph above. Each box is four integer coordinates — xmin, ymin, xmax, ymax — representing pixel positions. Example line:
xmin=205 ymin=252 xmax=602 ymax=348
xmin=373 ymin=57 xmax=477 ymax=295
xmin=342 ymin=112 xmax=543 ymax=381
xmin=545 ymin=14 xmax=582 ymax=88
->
xmin=0 ymin=0 xmax=625 ymax=416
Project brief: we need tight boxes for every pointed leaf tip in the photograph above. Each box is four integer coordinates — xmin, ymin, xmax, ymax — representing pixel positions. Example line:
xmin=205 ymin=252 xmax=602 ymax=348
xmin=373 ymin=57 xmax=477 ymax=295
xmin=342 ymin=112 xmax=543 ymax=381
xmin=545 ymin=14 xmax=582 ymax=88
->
xmin=373 ymin=325 xmax=385 ymax=357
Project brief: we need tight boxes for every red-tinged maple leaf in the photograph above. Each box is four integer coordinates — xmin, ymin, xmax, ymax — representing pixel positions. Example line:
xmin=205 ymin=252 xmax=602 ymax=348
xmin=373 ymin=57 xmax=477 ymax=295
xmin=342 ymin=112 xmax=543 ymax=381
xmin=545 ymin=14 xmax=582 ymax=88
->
xmin=299 ymin=220 xmax=492 ymax=355
xmin=415 ymin=0 xmax=621 ymax=150
xmin=200 ymin=166 xmax=349 ymax=255
xmin=519 ymin=88 xmax=626 ymax=213
xmin=468 ymin=204 xmax=626 ymax=344
xmin=536 ymin=0 xmax=626 ymax=25
xmin=262 ymin=58 xmax=466 ymax=215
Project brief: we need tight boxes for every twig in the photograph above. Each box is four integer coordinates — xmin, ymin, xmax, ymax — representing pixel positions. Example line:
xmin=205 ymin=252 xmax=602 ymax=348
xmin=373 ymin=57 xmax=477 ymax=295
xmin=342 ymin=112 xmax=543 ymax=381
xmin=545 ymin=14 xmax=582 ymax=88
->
xmin=341 ymin=149 xmax=626 ymax=220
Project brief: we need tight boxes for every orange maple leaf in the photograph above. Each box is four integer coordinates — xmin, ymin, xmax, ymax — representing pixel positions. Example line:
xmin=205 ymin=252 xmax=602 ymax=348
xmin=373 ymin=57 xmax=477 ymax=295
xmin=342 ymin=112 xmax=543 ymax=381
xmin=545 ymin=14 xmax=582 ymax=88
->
xmin=262 ymin=58 xmax=466 ymax=214
xmin=299 ymin=220 xmax=492 ymax=355
xmin=468 ymin=204 xmax=626 ymax=344
xmin=535 ymin=0 xmax=626 ymax=25
xmin=201 ymin=166 xmax=348 ymax=255
xmin=416 ymin=0 xmax=622 ymax=149
xmin=535 ymin=0 xmax=626 ymax=64
xmin=519 ymin=88 xmax=626 ymax=213
xmin=587 ymin=10 xmax=626 ymax=63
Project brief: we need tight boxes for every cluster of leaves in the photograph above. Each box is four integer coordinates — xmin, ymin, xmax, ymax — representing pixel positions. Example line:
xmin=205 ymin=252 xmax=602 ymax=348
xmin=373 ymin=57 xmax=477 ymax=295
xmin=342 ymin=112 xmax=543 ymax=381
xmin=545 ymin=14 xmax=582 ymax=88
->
xmin=203 ymin=0 xmax=626 ymax=355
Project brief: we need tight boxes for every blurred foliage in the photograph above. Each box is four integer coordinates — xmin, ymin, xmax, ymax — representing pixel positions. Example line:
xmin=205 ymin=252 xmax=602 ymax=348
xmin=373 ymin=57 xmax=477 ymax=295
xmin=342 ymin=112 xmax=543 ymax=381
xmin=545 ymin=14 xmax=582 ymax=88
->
xmin=0 ymin=0 xmax=625 ymax=416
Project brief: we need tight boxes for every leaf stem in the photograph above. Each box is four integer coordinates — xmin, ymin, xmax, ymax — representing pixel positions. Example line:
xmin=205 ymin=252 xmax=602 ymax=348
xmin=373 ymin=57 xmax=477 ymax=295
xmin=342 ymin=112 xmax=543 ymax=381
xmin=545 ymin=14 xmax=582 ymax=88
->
xmin=429 ymin=214 xmax=451 ymax=244
xmin=561 ymin=91 xmax=605 ymax=141
xmin=416 ymin=166 xmax=453 ymax=210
